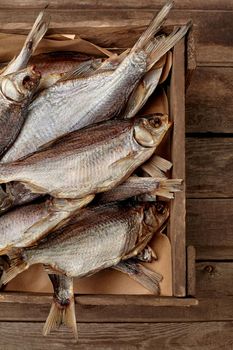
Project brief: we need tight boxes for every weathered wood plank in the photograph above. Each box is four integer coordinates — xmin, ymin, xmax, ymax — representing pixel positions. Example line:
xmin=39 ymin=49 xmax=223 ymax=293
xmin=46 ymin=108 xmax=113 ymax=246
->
xmin=0 ymin=9 xmax=232 ymax=64
xmin=187 ymin=246 xmax=196 ymax=296
xmin=186 ymin=138 xmax=233 ymax=198
xmin=169 ymin=39 xmax=186 ymax=297
xmin=195 ymin=247 xmax=233 ymax=260
xmin=0 ymin=296 xmax=232 ymax=322
xmin=0 ymin=0 xmax=233 ymax=10
xmin=196 ymin=262 xmax=233 ymax=298
xmin=187 ymin=199 xmax=233 ymax=257
xmin=0 ymin=321 xmax=233 ymax=350
xmin=186 ymin=67 xmax=233 ymax=133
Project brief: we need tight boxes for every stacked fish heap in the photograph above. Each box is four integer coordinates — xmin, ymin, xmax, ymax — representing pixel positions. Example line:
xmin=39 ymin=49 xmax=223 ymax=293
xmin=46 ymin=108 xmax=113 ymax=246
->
xmin=0 ymin=1 xmax=190 ymax=340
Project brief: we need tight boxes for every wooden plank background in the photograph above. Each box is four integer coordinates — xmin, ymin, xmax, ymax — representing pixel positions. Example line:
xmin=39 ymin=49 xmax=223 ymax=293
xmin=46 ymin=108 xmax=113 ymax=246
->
xmin=0 ymin=0 xmax=233 ymax=348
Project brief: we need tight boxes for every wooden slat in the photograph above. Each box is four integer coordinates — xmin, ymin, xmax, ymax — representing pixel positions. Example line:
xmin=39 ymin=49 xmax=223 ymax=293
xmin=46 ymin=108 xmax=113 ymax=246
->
xmin=0 ymin=0 xmax=233 ymax=10
xmin=0 ymin=321 xmax=233 ymax=349
xmin=0 ymin=9 xmax=232 ymax=65
xmin=195 ymin=247 xmax=233 ymax=261
xmin=196 ymin=262 xmax=233 ymax=298
xmin=186 ymin=138 xmax=233 ymax=198
xmin=169 ymin=39 xmax=186 ymax=297
xmin=187 ymin=246 xmax=196 ymax=296
xmin=0 ymin=293 xmax=197 ymax=307
xmin=0 ymin=296 xmax=232 ymax=322
xmin=186 ymin=67 xmax=233 ymax=133
xmin=187 ymin=199 xmax=233 ymax=259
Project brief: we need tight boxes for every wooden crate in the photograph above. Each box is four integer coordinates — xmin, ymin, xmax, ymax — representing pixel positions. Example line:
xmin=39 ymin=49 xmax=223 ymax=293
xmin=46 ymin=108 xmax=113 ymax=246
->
xmin=0 ymin=17 xmax=198 ymax=310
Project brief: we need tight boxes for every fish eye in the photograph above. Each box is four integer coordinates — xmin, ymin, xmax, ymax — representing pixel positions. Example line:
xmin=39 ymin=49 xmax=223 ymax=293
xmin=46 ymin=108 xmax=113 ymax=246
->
xmin=22 ymin=76 xmax=34 ymax=90
xmin=149 ymin=117 xmax=162 ymax=128
xmin=155 ymin=202 xmax=166 ymax=214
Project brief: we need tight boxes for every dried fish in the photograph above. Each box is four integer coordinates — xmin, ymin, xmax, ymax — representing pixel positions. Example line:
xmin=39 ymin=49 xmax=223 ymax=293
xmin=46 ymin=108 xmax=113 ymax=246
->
xmin=0 ymin=66 xmax=41 ymax=157
xmin=1 ymin=11 xmax=50 ymax=76
xmin=44 ymin=258 xmax=162 ymax=339
xmin=43 ymin=274 xmax=77 ymax=340
xmin=97 ymin=175 xmax=182 ymax=203
xmin=2 ymin=201 xmax=169 ymax=284
xmin=2 ymin=2 xmax=190 ymax=163
xmin=0 ymin=195 xmax=93 ymax=255
xmin=29 ymin=51 xmax=94 ymax=76
xmin=0 ymin=115 xmax=170 ymax=199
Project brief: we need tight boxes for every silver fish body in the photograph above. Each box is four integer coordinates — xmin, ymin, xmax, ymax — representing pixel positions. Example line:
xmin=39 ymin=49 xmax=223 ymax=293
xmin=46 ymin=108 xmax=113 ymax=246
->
xmin=2 ymin=52 xmax=146 ymax=163
xmin=0 ymin=195 xmax=93 ymax=254
xmin=2 ymin=0 xmax=190 ymax=163
xmin=0 ymin=115 xmax=170 ymax=199
xmin=2 ymin=202 xmax=169 ymax=284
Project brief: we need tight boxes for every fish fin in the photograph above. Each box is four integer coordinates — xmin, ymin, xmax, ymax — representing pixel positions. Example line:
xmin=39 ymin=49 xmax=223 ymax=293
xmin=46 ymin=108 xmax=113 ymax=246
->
xmin=1 ymin=250 xmax=29 ymax=285
xmin=114 ymin=260 xmax=162 ymax=295
xmin=131 ymin=0 xmax=173 ymax=52
xmin=159 ymin=50 xmax=172 ymax=84
xmin=147 ymin=22 xmax=192 ymax=71
xmin=141 ymin=155 xmax=172 ymax=178
xmin=20 ymin=181 xmax=48 ymax=195
xmin=122 ymin=66 xmax=163 ymax=119
xmin=43 ymin=297 xmax=78 ymax=341
xmin=2 ymin=11 xmax=50 ymax=75
xmin=0 ymin=186 xmax=13 ymax=214
xmin=58 ymin=59 xmax=102 ymax=81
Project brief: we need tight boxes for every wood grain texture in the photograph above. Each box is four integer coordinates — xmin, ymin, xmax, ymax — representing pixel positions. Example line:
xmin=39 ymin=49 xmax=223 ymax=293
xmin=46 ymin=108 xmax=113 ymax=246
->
xmin=187 ymin=199 xmax=233 ymax=255
xmin=0 ymin=321 xmax=233 ymax=350
xmin=0 ymin=0 xmax=233 ymax=10
xmin=195 ymin=247 xmax=233 ymax=260
xmin=0 ymin=294 xmax=197 ymax=307
xmin=169 ymin=39 xmax=186 ymax=297
xmin=0 ymin=9 xmax=231 ymax=64
xmin=196 ymin=262 xmax=233 ymax=297
xmin=187 ymin=246 xmax=196 ymax=296
xmin=186 ymin=138 xmax=233 ymax=198
xmin=0 ymin=296 xmax=232 ymax=322
xmin=186 ymin=67 xmax=233 ymax=133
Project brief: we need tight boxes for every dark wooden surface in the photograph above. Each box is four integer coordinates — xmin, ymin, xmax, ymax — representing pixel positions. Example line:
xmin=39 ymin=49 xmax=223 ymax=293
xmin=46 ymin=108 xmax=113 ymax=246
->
xmin=0 ymin=1 xmax=233 ymax=348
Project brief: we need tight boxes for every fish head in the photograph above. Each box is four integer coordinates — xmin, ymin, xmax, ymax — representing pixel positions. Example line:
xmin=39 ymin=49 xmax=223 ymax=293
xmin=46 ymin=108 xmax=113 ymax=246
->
xmin=0 ymin=65 xmax=41 ymax=102
xmin=134 ymin=114 xmax=171 ymax=148
xmin=143 ymin=201 xmax=169 ymax=232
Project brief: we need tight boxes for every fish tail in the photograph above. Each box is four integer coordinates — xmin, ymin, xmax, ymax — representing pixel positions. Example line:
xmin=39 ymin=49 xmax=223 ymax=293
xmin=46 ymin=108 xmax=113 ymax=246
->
xmin=131 ymin=0 xmax=174 ymax=52
xmin=1 ymin=249 xmax=29 ymax=285
xmin=23 ymin=11 xmax=50 ymax=54
xmin=146 ymin=21 xmax=192 ymax=71
xmin=156 ymin=179 xmax=183 ymax=199
xmin=3 ymin=11 xmax=50 ymax=75
xmin=43 ymin=297 xmax=78 ymax=341
xmin=142 ymin=155 xmax=172 ymax=178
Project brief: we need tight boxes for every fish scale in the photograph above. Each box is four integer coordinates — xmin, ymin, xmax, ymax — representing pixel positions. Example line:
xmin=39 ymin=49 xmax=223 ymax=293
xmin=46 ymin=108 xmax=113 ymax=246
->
xmin=2 ymin=53 xmax=145 ymax=163
xmin=24 ymin=204 xmax=144 ymax=277
xmin=0 ymin=115 xmax=169 ymax=199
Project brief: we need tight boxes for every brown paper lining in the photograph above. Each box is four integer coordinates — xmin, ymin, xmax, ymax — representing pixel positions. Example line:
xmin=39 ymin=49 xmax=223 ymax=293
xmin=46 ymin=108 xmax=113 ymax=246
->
xmin=3 ymin=33 xmax=173 ymax=296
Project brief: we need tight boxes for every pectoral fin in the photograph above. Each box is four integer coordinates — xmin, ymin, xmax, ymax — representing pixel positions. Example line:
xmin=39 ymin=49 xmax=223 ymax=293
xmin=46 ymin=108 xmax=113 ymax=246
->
xmin=113 ymin=259 xmax=162 ymax=295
